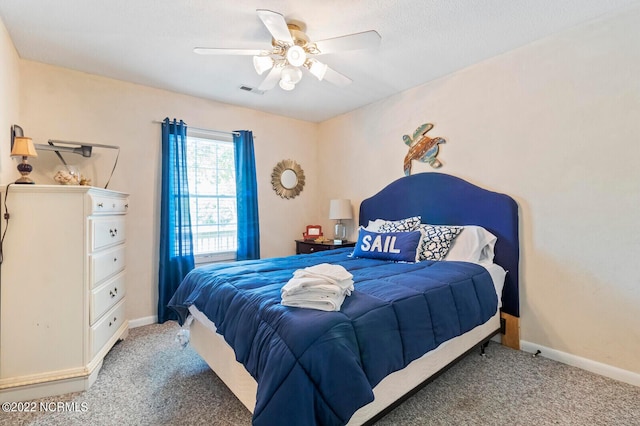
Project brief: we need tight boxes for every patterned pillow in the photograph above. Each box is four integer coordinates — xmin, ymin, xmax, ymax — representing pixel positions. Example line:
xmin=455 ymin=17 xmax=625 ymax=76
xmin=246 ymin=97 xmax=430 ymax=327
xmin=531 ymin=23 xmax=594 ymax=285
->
xmin=417 ymin=225 xmax=463 ymax=261
xmin=352 ymin=228 xmax=422 ymax=262
xmin=377 ymin=216 xmax=422 ymax=233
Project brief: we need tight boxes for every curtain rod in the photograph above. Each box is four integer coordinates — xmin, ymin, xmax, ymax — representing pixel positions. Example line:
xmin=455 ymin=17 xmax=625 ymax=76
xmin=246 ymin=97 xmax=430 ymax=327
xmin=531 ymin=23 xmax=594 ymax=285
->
xmin=153 ymin=120 xmax=240 ymax=136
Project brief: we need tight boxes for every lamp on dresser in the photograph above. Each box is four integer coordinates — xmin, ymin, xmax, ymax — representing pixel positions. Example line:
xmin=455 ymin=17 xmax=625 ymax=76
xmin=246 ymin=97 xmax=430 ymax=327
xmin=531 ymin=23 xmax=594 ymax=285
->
xmin=329 ymin=199 xmax=352 ymax=243
xmin=10 ymin=136 xmax=38 ymax=184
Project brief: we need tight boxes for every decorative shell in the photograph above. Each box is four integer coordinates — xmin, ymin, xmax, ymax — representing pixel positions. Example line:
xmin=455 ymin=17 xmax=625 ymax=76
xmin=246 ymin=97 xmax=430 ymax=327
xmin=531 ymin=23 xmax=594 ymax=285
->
xmin=53 ymin=170 xmax=80 ymax=185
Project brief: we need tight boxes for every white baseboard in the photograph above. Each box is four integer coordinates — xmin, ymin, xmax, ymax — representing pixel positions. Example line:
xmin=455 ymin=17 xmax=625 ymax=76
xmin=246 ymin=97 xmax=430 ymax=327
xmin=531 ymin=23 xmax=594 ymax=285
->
xmin=128 ymin=315 xmax=158 ymax=329
xmin=521 ymin=340 xmax=640 ymax=387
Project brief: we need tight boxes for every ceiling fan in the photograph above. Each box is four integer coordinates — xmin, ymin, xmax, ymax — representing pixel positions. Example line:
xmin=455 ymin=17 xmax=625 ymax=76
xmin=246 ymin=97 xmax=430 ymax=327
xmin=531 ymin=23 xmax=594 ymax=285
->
xmin=194 ymin=9 xmax=381 ymax=92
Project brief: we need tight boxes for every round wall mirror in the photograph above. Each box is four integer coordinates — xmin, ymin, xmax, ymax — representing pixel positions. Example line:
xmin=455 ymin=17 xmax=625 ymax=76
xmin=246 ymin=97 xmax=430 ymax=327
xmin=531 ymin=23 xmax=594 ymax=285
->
xmin=271 ymin=159 xmax=305 ymax=199
xmin=280 ymin=169 xmax=298 ymax=189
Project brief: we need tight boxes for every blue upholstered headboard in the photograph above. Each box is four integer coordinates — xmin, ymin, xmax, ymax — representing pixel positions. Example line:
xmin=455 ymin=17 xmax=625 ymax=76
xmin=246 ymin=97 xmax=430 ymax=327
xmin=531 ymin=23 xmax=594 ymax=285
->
xmin=359 ymin=172 xmax=520 ymax=317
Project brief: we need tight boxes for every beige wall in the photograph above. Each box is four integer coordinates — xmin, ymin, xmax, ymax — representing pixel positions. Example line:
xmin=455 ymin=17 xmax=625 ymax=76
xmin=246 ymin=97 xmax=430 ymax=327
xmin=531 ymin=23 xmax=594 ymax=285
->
xmin=4 ymin=5 xmax=639 ymax=380
xmin=318 ymin=8 xmax=640 ymax=375
xmin=16 ymin=61 xmax=319 ymax=322
xmin=0 ymin=16 xmax=20 ymax=183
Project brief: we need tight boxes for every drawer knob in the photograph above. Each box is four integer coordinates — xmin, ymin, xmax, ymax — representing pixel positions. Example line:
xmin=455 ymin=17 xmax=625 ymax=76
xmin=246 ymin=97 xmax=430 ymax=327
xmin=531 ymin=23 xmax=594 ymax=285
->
xmin=109 ymin=317 xmax=117 ymax=327
xmin=113 ymin=257 xmax=118 ymax=262
xmin=109 ymin=287 xmax=118 ymax=298
xmin=109 ymin=228 xmax=118 ymax=237
xmin=310 ymin=247 xmax=315 ymax=252
xmin=97 ymin=202 xmax=103 ymax=208
xmin=125 ymin=204 xmax=129 ymax=209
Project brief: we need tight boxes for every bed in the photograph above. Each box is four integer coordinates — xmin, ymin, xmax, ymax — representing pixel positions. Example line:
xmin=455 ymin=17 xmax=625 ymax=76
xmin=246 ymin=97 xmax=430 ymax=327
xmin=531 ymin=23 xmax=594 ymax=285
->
xmin=168 ymin=172 xmax=519 ymax=425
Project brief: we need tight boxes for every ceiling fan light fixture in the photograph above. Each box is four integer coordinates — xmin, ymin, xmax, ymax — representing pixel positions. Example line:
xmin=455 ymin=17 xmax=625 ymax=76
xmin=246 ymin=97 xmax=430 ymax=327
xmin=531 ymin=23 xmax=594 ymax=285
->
xmin=196 ymin=10 xmax=379 ymax=92
xmin=306 ymin=59 xmax=328 ymax=81
xmin=279 ymin=79 xmax=296 ymax=91
xmin=253 ymin=56 xmax=274 ymax=75
xmin=286 ymin=45 xmax=306 ymax=67
xmin=281 ymin=65 xmax=302 ymax=84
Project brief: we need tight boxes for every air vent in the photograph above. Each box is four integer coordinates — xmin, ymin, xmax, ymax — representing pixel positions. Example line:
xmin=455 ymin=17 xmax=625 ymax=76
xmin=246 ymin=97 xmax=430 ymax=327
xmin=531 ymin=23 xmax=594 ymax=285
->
xmin=240 ymin=85 xmax=265 ymax=95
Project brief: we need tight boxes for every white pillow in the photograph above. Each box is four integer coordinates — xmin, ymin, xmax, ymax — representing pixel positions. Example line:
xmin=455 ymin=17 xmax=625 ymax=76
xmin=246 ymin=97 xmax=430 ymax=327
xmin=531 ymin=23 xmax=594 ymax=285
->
xmin=444 ymin=225 xmax=497 ymax=263
xmin=365 ymin=219 xmax=387 ymax=232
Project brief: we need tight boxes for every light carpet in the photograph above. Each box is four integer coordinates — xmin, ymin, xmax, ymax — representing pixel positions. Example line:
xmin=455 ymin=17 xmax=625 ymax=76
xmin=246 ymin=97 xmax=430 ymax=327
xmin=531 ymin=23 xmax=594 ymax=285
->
xmin=1 ymin=321 xmax=638 ymax=425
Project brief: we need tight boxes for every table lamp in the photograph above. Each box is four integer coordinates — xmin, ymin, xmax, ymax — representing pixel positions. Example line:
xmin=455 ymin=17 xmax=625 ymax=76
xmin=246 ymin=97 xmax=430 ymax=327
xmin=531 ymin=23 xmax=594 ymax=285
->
xmin=11 ymin=136 xmax=38 ymax=184
xmin=329 ymin=199 xmax=352 ymax=243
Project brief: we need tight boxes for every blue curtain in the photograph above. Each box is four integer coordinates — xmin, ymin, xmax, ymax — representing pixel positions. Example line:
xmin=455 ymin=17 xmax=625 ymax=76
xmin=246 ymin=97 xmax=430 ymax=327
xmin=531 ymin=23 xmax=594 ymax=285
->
xmin=234 ymin=130 xmax=261 ymax=260
xmin=158 ymin=118 xmax=195 ymax=323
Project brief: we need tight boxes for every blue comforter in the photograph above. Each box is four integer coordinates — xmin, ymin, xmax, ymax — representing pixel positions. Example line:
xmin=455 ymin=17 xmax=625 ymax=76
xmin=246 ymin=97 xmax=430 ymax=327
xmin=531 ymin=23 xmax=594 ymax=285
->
xmin=168 ymin=248 xmax=498 ymax=425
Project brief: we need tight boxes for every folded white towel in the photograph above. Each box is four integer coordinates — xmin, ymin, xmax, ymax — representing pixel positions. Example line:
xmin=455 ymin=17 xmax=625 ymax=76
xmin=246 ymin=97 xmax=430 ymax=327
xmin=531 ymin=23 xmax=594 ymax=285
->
xmin=293 ymin=263 xmax=353 ymax=285
xmin=282 ymin=277 xmax=354 ymax=297
xmin=281 ymin=292 xmax=346 ymax=312
xmin=281 ymin=264 xmax=354 ymax=311
xmin=283 ymin=289 xmax=338 ymax=300
xmin=282 ymin=281 xmax=341 ymax=298
xmin=282 ymin=277 xmax=330 ymax=293
xmin=331 ymin=278 xmax=354 ymax=294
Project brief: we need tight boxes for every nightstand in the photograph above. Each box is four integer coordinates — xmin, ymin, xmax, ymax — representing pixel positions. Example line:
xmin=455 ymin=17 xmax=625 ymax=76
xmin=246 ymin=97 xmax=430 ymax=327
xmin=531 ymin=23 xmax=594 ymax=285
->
xmin=295 ymin=239 xmax=356 ymax=254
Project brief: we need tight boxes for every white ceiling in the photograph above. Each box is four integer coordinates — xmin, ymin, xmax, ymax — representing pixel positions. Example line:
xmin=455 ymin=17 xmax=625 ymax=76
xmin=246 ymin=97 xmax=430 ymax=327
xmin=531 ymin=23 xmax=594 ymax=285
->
xmin=1 ymin=0 xmax=639 ymax=123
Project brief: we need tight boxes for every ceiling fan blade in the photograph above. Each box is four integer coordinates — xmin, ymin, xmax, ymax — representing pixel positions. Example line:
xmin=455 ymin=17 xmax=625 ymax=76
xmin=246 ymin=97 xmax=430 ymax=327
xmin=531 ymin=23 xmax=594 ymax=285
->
xmin=257 ymin=9 xmax=293 ymax=44
xmin=194 ymin=47 xmax=266 ymax=56
xmin=314 ymin=30 xmax=381 ymax=55
xmin=323 ymin=66 xmax=352 ymax=87
xmin=257 ymin=66 xmax=282 ymax=91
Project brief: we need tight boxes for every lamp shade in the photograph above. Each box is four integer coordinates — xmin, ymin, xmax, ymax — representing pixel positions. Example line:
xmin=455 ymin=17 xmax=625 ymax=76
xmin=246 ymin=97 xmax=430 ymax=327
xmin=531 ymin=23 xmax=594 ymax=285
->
xmin=279 ymin=79 xmax=296 ymax=91
xmin=329 ymin=199 xmax=352 ymax=220
xmin=11 ymin=137 xmax=38 ymax=157
xmin=253 ymin=55 xmax=274 ymax=75
xmin=281 ymin=65 xmax=302 ymax=84
xmin=307 ymin=59 xmax=328 ymax=81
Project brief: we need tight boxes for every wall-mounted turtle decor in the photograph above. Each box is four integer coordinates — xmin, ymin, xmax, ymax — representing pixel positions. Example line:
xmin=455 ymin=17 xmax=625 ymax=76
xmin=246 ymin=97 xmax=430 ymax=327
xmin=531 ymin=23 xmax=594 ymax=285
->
xmin=403 ymin=123 xmax=446 ymax=175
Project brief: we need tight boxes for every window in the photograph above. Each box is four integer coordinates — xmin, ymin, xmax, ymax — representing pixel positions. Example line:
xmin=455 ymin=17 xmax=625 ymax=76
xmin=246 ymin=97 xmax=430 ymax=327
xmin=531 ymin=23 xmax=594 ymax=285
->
xmin=186 ymin=130 xmax=236 ymax=263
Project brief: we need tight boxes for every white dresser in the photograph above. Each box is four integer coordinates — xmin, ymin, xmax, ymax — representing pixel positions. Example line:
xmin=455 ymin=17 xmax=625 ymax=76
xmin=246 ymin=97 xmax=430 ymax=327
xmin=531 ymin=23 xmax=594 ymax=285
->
xmin=0 ymin=185 xmax=129 ymax=402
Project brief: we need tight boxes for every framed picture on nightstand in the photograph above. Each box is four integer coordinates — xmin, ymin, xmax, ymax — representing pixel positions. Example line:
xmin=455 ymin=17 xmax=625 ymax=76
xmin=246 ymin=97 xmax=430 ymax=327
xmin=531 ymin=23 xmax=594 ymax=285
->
xmin=302 ymin=225 xmax=322 ymax=240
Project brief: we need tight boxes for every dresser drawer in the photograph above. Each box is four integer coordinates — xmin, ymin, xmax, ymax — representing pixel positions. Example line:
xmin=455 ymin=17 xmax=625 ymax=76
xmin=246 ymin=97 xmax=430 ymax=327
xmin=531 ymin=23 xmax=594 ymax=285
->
xmin=90 ymin=245 xmax=126 ymax=287
xmin=90 ymin=272 xmax=126 ymax=325
xmin=91 ymin=299 xmax=126 ymax=358
xmin=90 ymin=217 xmax=126 ymax=251
xmin=89 ymin=194 xmax=129 ymax=214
